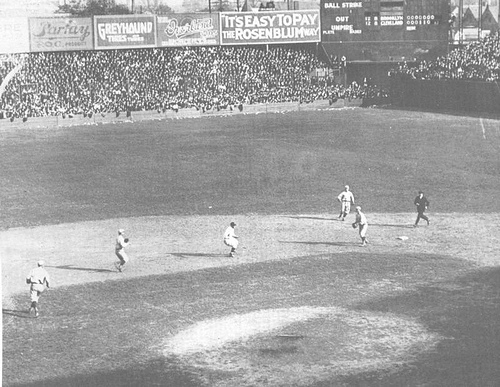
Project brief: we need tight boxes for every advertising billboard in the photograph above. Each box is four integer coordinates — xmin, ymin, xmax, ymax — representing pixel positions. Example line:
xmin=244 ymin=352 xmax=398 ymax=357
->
xmin=157 ymin=13 xmax=219 ymax=47
xmin=29 ymin=17 xmax=93 ymax=52
xmin=0 ymin=17 xmax=30 ymax=54
xmin=220 ymin=10 xmax=321 ymax=45
xmin=94 ymin=14 xmax=156 ymax=49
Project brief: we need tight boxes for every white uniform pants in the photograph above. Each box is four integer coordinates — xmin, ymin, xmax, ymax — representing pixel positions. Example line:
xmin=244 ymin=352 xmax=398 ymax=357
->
xmin=224 ymin=237 xmax=238 ymax=249
xmin=30 ymin=283 xmax=45 ymax=302
xmin=341 ymin=201 xmax=351 ymax=215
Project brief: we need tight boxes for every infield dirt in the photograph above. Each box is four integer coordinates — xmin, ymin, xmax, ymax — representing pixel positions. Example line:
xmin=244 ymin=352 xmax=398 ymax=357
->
xmin=3 ymin=211 xmax=500 ymax=304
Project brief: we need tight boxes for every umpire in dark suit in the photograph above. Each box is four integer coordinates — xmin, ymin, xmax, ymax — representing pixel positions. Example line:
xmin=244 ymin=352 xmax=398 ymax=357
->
xmin=414 ymin=191 xmax=430 ymax=227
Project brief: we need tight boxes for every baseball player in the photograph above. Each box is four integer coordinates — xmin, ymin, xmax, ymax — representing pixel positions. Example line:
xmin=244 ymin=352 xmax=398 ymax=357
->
xmin=352 ymin=206 xmax=369 ymax=246
xmin=115 ymin=229 xmax=130 ymax=272
xmin=337 ymin=185 xmax=355 ymax=221
xmin=26 ymin=260 xmax=50 ymax=318
xmin=223 ymin=222 xmax=239 ymax=257
xmin=414 ymin=191 xmax=430 ymax=227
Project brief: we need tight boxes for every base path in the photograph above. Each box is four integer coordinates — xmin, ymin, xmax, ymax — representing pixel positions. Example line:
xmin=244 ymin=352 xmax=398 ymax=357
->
xmin=3 ymin=213 xmax=500 ymax=308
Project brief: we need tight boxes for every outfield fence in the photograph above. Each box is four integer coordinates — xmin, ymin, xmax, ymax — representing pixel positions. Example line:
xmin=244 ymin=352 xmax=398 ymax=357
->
xmin=0 ymin=99 xmax=364 ymax=129
xmin=390 ymin=79 xmax=500 ymax=115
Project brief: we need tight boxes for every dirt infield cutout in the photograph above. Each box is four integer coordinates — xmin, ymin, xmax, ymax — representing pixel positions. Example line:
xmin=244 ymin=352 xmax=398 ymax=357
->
xmin=3 ymin=212 xmax=500 ymax=304
xmin=163 ymin=306 xmax=443 ymax=386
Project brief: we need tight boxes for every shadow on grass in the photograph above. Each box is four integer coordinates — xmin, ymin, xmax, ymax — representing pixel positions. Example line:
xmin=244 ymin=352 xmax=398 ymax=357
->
xmin=48 ymin=265 xmax=115 ymax=273
xmin=379 ymin=104 xmax=500 ymax=121
xmin=286 ymin=216 xmax=337 ymax=221
xmin=8 ymin=358 xmax=205 ymax=387
xmin=280 ymin=240 xmax=357 ymax=247
xmin=2 ymin=309 xmax=32 ymax=319
xmin=369 ymin=223 xmax=414 ymax=228
xmin=313 ymin=266 xmax=500 ymax=387
xmin=4 ymin=252 xmax=495 ymax=387
xmin=169 ymin=252 xmax=225 ymax=258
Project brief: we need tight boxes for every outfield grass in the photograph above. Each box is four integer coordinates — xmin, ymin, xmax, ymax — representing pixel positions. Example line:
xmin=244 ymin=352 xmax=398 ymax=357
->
xmin=2 ymin=107 xmax=500 ymax=387
xmin=1 ymin=108 xmax=499 ymax=229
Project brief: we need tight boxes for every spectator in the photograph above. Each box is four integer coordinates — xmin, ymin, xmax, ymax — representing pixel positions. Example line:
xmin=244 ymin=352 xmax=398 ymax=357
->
xmin=390 ymin=31 xmax=500 ymax=82
xmin=0 ymin=45 xmax=386 ymax=119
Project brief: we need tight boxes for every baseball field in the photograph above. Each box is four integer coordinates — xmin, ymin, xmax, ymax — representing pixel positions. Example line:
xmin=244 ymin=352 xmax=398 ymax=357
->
xmin=2 ymin=107 xmax=500 ymax=387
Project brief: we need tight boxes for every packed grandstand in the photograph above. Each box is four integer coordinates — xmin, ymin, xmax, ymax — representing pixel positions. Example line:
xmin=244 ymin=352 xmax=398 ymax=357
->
xmin=0 ymin=45 xmax=386 ymax=119
xmin=391 ymin=31 xmax=500 ymax=82
xmin=0 ymin=31 xmax=499 ymax=119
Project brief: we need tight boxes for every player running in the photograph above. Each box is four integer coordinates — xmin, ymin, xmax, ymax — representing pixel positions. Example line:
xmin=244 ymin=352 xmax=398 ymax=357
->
xmin=115 ymin=229 xmax=130 ymax=272
xmin=223 ymin=222 xmax=239 ymax=257
xmin=352 ymin=206 xmax=369 ymax=246
xmin=414 ymin=191 xmax=430 ymax=227
xmin=26 ymin=260 xmax=50 ymax=318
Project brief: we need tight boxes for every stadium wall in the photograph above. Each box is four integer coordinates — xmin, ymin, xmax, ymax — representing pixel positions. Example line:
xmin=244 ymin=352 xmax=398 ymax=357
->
xmin=390 ymin=79 xmax=500 ymax=114
xmin=345 ymin=61 xmax=401 ymax=88
xmin=0 ymin=99 xmax=363 ymax=129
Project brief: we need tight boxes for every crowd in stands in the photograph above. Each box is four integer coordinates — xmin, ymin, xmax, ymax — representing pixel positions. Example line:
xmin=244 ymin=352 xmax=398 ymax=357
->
xmin=0 ymin=46 xmax=386 ymax=119
xmin=390 ymin=31 xmax=500 ymax=82
xmin=3 ymin=30 xmax=500 ymax=120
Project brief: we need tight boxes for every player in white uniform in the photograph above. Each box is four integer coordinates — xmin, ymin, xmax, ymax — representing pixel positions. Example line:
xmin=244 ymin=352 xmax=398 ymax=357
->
xmin=26 ymin=260 xmax=50 ymax=318
xmin=337 ymin=185 xmax=355 ymax=221
xmin=352 ymin=206 xmax=369 ymax=246
xmin=223 ymin=222 xmax=239 ymax=257
xmin=115 ymin=229 xmax=130 ymax=272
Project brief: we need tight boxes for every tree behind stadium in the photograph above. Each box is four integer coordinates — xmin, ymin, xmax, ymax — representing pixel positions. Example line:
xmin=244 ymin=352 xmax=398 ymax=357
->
xmin=56 ymin=0 xmax=132 ymax=16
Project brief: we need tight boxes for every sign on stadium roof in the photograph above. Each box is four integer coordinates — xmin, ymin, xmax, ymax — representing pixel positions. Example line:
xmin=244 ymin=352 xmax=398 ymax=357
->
xmin=220 ymin=10 xmax=321 ymax=45
xmin=29 ymin=17 xmax=93 ymax=52
xmin=157 ymin=13 xmax=220 ymax=47
xmin=94 ymin=14 xmax=157 ymax=50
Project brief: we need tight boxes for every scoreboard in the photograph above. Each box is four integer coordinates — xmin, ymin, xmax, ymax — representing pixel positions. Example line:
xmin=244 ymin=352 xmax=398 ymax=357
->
xmin=321 ymin=0 xmax=450 ymax=61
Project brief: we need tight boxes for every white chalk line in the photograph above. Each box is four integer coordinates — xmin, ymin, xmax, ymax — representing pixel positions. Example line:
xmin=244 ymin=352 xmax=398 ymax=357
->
xmin=480 ymin=117 xmax=487 ymax=140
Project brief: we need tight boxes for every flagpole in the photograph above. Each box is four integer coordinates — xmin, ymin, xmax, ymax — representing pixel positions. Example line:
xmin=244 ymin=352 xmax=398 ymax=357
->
xmin=459 ymin=0 xmax=463 ymax=45
xmin=478 ymin=0 xmax=482 ymax=40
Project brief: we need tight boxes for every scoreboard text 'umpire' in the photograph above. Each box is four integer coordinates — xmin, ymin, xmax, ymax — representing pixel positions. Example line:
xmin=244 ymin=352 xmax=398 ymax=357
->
xmin=320 ymin=0 xmax=450 ymax=61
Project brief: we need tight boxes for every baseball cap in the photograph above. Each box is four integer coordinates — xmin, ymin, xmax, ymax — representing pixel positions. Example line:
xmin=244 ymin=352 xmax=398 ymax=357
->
xmin=345 ymin=185 xmax=349 ymax=189
xmin=355 ymin=206 xmax=361 ymax=211
xmin=37 ymin=260 xmax=45 ymax=267
xmin=118 ymin=229 xmax=125 ymax=234
xmin=230 ymin=222 xmax=236 ymax=227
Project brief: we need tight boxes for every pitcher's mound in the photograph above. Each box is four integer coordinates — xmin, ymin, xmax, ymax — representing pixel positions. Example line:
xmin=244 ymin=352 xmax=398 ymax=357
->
xmin=163 ymin=306 xmax=442 ymax=385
